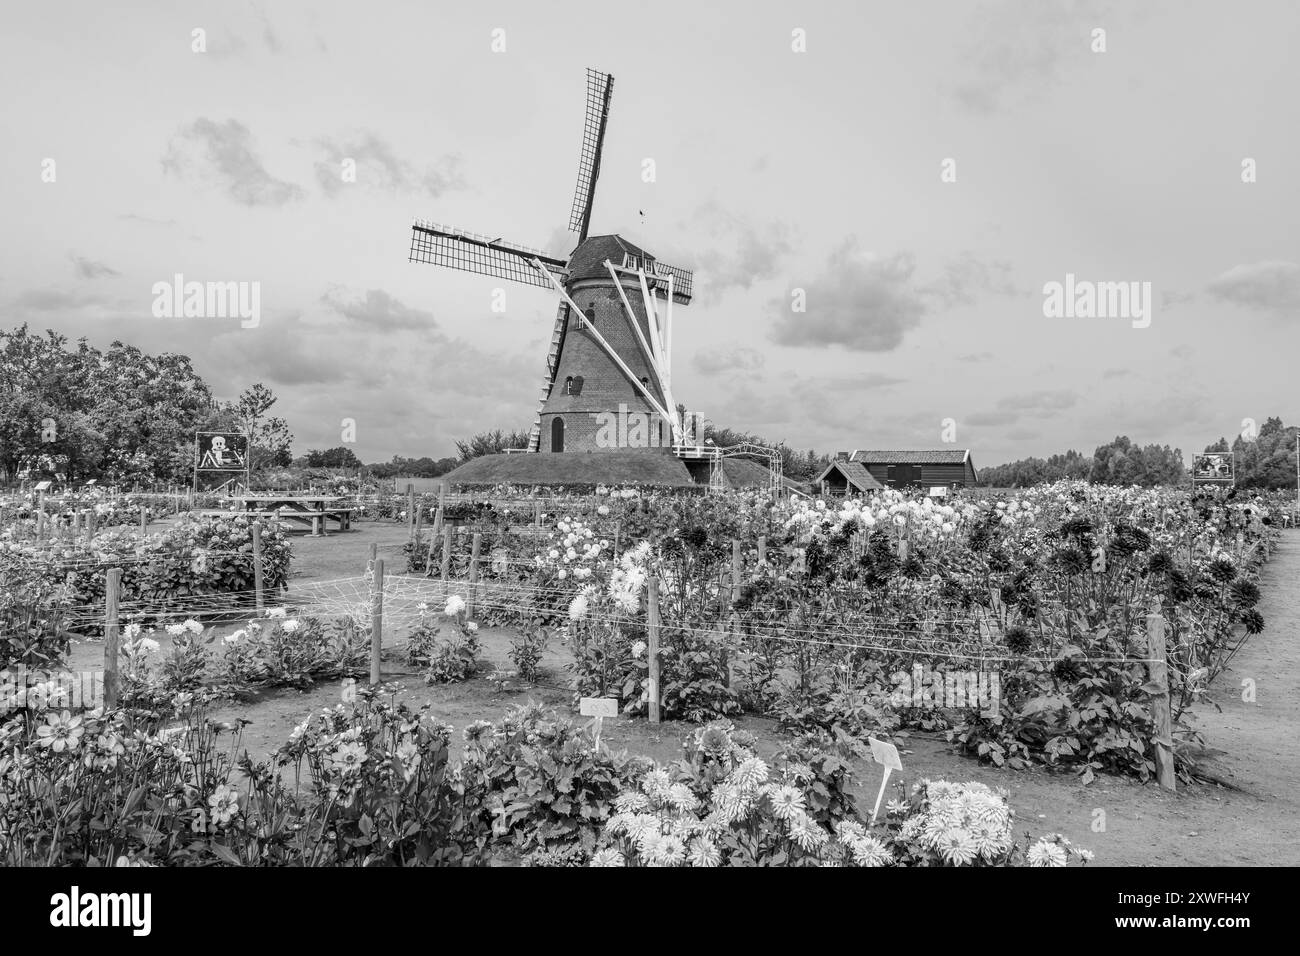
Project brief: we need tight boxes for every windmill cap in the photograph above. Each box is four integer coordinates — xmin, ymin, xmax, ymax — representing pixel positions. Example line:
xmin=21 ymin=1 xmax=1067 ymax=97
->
xmin=566 ymin=235 xmax=655 ymax=281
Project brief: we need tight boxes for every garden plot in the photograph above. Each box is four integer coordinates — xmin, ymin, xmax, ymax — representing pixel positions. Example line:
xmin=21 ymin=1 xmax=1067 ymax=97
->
xmin=10 ymin=483 xmax=1297 ymax=866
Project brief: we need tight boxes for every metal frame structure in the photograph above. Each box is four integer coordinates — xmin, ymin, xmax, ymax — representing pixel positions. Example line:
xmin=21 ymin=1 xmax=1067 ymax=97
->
xmin=671 ymin=440 xmax=784 ymax=497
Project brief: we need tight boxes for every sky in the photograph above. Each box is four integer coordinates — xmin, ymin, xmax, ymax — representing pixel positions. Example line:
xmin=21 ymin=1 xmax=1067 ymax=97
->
xmin=2 ymin=0 xmax=1298 ymax=467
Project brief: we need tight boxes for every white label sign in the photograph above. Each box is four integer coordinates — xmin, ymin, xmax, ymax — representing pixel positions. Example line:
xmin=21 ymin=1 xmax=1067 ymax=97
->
xmin=868 ymin=736 xmax=902 ymax=771
xmin=34 ymin=481 xmax=52 ymax=491
xmin=579 ymin=697 xmax=618 ymax=718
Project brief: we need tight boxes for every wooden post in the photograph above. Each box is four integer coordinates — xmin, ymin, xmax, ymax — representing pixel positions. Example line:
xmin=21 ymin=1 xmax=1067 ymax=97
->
xmin=534 ymin=500 xmax=541 ymax=529
xmin=252 ymin=521 xmax=265 ymax=611
xmin=1146 ymin=609 xmax=1176 ymax=793
xmin=104 ymin=568 xmax=122 ymax=710
xmin=370 ymin=558 xmax=385 ymax=685
xmin=614 ymin=524 xmax=621 ymax=563
xmin=427 ymin=489 xmax=445 ymax=574
xmin=648 ymin=575 xmax=661 ymax=724
xmin=86 ymin=509 xmax=96 ymax=541
xmin=440 ymin=528 xmax=452 ymax=589
xmin=140 ymin=505 xmax=148 ymax=532
xmin=757 ymin=535 xmax=767 ymax=569
xmin=724 ymin=538 xmax=741 ymax=686
xmin=467 ymin=531 xmax=482 ymax=619
xmin=406 ymin=483 xmax=415 ymax=541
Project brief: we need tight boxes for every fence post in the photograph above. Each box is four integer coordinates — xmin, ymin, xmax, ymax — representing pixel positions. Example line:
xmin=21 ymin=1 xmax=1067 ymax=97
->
xmin=370 ymin=558 xmax=385 ymax=685
xmin=86 ymin=509 xmax=96 ymax=541
xmin=406 ymin=483 xmax=416 ymax=541
xmin=757 ymin=535 xmax=767 ymax=569
xmin=1146 ymin=608 xmax=1177 ymax=793
xmin=724 ymin=538 xmax=741 ymax=686
xmin=440 ymin=527 xmax=453 ymax=591
xmin=252 ymin=521 xmax=265 ymax=611
xmin=467 ymin=532 xmax=482 ymax=620
xmin=104 ymin=567 xmax=122 ymax=710
xmin=140 ymin=506 xmax=147 ymax=532
xmin=648 ymin=575 xmax=661 ymax=724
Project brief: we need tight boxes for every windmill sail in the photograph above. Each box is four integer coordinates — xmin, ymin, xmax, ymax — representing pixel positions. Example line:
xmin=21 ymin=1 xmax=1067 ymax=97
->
xmin=568 ymin=69 xmax=615 ymax=241
xmin=409 ymin=220 xmax=567 ymax=287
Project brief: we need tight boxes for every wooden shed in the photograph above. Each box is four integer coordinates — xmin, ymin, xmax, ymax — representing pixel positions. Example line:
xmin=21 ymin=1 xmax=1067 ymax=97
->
xmin=816 ymin=459 xmax=886 ymax=496
xmin=845 ymin=449 xmax=977 ymax=489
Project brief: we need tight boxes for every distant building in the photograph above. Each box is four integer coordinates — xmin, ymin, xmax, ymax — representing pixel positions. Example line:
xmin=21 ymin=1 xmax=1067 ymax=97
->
xmin=816 ymin=449 xmax=977 ymax=495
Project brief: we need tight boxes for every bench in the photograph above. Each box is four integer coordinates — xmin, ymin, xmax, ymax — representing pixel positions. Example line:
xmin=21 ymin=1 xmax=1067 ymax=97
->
xmin=195 ymin=508 xmax=355 ymax=535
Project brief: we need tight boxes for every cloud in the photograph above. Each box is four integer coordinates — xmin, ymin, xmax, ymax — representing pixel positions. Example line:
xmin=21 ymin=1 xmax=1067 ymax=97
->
xmin=692 ymin=346 xmax=765 ymax=375
xmin=70 ymin=255 xmax=119 ymax=279
xmin=958 ymin=351 xmax=995 ymax=363
xmin=118 ymin=214 xmax=178 ymax=227
xmin=13 ymin=288 xmax=113 ymax=312
xmin=770 ymin=241 xmax=927 ymax=351
xmin=966 ymin=389 xmax=1078 ymax=427
xmin=1101 ymin=367 xmax=1133 ymax=379
xmin=952 ymin=1 xmax=1111 ymax=114
xmin=313 ymin=131 xmax=466 ymax=198
xmin=321 ymin=288 xmax=442 ymax=334
xmin=689 ymin=201 xmax=794 ymax=303
xmin=922 ymin=252 xmax=1018 ymax=307
xmin=163 ymin=118 xmax=305 ymax=207
xmin=815 ymin=373 xmax=906 ymax=391
xmin=1205 ymin=261 xmax=1300 ymax=313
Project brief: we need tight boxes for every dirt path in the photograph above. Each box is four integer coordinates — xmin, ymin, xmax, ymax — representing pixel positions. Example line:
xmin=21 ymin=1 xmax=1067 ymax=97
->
xmin=67 ymin=522 xmax=1300 ymax=865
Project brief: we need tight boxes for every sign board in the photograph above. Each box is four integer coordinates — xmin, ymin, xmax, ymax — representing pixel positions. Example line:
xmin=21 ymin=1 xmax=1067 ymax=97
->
xmin=868 ymin=736 xmax=903 ymax=771
xmin=579 ymin=697 xmax=618 ymax=718
xmin=194 ymin=432 xmax=250 ymax=491
xmin=1192 ymin=452 xmax=1234 ymax=484
xmin=580 ymin=697 xmax=618 ymax=751
xmin=34 ymin=481 xmax=52 ymax=492
xmin=867 ymin=736 xmax=903 ymax=824
xmin=928 ymin=486 xmax=948 ymax=498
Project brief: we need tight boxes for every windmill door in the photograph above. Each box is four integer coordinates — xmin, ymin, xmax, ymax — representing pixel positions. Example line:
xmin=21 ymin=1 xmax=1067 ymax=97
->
xmin=551 ymin=417 xmax=565 ymax=453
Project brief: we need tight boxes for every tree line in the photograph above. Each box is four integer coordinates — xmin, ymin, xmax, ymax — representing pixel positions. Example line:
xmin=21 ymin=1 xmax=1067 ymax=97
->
xmin=0 ymin=325 xmax=291 ymax=484
xmin=978 ymin=423 xmax=1299 ymax=489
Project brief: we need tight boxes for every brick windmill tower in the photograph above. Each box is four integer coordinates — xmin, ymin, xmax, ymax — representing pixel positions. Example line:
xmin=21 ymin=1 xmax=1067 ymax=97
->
xmin=409 ymin=69 xmax=696 ymax=457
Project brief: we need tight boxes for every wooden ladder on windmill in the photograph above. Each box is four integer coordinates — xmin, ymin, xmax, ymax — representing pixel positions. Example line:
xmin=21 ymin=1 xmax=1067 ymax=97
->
xmin=528 ymin=302 xmax=570 ymax=451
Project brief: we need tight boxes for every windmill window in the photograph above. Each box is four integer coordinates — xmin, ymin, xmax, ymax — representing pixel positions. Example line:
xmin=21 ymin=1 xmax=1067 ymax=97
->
xmin=564 ymin=376 xmax=574 ymax=395
xmin=584 ymin=307 xmax=596 ymax=326
xmin=640 ymin=377 xmax=649 ymax=389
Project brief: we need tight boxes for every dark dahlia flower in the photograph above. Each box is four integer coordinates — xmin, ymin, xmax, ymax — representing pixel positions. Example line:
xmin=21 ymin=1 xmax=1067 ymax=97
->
xmin=1057 ymin=516 xmax=1093 ymax=541
xmin=1208 ymin=556 xmax=1238 ymax=585
xmin=1241 ymin=609 xmax=1265 ymax=635
xmin=1146 ymin=551 xmax=1174 ymax=575
xmin=1005 ymin=625 xmax=1033 ymax=654
xmin=1231 ymin=579 xmax=1261 ymax=609
xmin=1050 ymin=547 xmax=1089 ymax=575
xmin=682 ymin=526 xmax=709 ymax=550
xmin=1168 ymin=568 xmax=1195 ymax=603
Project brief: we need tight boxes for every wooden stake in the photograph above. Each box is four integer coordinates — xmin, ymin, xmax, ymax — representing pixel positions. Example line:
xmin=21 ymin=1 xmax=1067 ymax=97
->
xmin=370 ymin=558 xmax=384 ymax=685
xmin=467 ymin=531 xmax=482 ymax=619
xmin=757 ymin=535 xmax=767 ymax=568
xmin=406 ymin=483 xmax=415 ymax=541
xmin=1146 ymin=609 xmax=1176 ymax=792
xmin=647 ymin=575 xmax=661 ymax=724
xmin=441 ymin=528 xmax=452 ymax=588
xmin=252 ymin=521 xmax=265 ymax=611
xmin=104 ymin=567 xmax=122 ymax=710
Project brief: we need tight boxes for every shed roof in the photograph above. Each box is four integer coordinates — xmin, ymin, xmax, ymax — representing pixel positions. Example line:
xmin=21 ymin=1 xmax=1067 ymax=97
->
xmin=816 ymin=459 xmax=886 ymax=493
xmin=850 ymin=449 xmax=971 ymax=466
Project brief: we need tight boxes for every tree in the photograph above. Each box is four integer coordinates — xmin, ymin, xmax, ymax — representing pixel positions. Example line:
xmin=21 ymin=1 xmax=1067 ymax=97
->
xmin=455 ymin=428 xmax=530 ymax=461
xmin=304 ymin=447 xmax=363 ymax=468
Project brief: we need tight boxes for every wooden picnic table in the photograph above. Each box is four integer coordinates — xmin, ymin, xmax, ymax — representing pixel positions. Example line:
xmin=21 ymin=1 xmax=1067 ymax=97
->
xmin=235 ymin=496 xmax=355 ymax=536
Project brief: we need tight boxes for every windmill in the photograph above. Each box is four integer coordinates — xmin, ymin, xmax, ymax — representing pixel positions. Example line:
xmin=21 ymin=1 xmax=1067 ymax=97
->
xmin=409 ymin=69 xmax=696 ymax=455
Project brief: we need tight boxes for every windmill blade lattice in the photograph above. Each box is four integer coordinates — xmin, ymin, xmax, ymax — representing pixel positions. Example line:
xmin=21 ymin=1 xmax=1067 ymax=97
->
xmin=409 ymin=220 xmax=567 ymax=288
xmin=568 ymin=69 xmax=615 ymax=239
